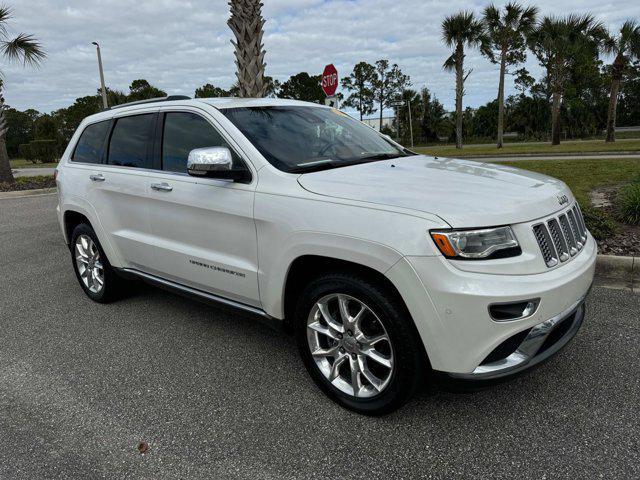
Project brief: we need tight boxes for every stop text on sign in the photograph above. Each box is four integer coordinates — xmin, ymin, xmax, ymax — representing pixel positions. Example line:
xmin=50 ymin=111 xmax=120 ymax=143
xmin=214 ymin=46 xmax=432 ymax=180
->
xmin=322 ymin=64 xmax=338 ymax=97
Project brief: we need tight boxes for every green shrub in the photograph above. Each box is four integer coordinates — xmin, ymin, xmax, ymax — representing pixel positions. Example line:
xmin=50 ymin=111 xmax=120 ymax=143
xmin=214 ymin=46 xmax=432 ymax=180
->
xmin=18 ymin=143 xmax=35 ymax=163
xmin=29 ymin=139 xmax=59 ymax=163
xmin=617 ymin=183 xmax=640 ymax=225
xmin=581 ymin=206 xmax=618 ymax=240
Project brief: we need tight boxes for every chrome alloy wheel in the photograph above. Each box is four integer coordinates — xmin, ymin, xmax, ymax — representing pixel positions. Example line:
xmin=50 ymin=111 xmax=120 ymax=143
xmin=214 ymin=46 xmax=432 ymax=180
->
xmin=74 ymin=234 xmax=104 ymax=294
xmin=306 ymin=294 xmax=394 ymax=398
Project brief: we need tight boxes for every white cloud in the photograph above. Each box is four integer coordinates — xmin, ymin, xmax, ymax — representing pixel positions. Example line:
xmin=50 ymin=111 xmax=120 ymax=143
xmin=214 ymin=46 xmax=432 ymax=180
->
xmin=3 ymin=0 xmax=639 ymax=114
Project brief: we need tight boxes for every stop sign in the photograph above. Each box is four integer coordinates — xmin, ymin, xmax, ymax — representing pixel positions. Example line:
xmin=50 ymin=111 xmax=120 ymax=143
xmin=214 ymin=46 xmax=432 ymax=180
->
xmin=321 ymin=64 xmax=338 ymax=97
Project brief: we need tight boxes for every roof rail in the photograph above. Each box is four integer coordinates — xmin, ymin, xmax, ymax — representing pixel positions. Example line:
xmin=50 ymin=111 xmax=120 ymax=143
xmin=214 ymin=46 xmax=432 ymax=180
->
xmin=109 ymin=95 xmax=191 ymax=110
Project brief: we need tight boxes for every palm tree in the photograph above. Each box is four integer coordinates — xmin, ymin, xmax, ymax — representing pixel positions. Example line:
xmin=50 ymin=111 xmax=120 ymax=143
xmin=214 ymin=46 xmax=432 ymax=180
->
xmin=603 ymin=21 xmax=640 ymax=142
xmin=529 ymin=15 xmax=606 ymax=145
xmin=441 ymin=11 xmax=487 ymax=149
xmin=0 ymin=6 xmax=45 ymax=183
xmin=483 ymin=2 xmax=537 ymax=148
xmin=227 ymin=0 xmax=268 ymax=98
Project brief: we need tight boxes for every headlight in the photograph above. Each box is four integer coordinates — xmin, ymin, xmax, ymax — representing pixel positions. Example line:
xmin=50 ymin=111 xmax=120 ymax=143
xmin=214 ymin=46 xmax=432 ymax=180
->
xmin=430 ymin=226 xmax=520 ymax=260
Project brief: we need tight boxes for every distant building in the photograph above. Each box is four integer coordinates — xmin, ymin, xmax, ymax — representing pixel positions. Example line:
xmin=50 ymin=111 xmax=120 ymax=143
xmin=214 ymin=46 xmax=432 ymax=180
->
xmin=361 ymin=116 xmax=395 ymax=131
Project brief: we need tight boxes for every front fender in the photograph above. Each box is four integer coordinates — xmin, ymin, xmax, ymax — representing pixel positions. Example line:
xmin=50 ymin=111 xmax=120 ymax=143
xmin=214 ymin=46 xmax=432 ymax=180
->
xmin=259 ymin=231 xmax=404 ymax=318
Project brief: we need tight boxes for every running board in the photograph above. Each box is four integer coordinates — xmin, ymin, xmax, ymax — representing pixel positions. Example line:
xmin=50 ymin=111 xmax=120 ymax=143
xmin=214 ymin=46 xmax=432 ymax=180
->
xmin=119 ymin=268 xmax=278 ymax=325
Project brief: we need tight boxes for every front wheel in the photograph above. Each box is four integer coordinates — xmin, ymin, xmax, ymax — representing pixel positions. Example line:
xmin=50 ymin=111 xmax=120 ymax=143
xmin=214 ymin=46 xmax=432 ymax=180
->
xmin=295 ymin=273 xmax=424 ymax=415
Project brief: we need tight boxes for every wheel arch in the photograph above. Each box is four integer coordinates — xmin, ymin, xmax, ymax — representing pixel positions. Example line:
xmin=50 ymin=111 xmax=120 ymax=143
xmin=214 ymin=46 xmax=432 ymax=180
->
xmin=60 ymin=205 xmax=122 ymax=268
xmin=282 ymin=255 xmax=406 ymax=328
xmin=63 ymin=210 xmax=91 ymax=245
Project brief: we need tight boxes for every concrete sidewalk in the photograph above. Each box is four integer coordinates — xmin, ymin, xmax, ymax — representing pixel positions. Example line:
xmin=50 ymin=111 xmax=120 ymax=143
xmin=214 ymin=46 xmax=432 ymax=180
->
xmin=469 ymin=153 xmax=640 ymax=162
xmin=12 ymin=167 xmax=56 ymax=177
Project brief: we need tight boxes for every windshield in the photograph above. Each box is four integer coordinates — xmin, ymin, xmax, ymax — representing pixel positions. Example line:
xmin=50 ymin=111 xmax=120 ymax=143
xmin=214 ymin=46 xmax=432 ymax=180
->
xmin=221 ymin=106 xmax=412 ymax=173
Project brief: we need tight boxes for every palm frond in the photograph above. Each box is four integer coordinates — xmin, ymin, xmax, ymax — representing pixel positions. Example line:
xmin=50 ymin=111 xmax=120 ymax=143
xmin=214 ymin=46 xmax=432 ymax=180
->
xmin=0 ymin=5 xmax=13 ymax=37
xmin=442 ymin=53 xmax=457 ymax=72
xmin=1 ymin=33 xmax=46 ymax=67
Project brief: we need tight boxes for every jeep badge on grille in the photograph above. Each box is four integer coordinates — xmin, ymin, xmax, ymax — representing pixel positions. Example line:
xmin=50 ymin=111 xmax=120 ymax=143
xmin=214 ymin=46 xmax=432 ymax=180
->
xmin=557 ymin=194 xmax=569 ymax=206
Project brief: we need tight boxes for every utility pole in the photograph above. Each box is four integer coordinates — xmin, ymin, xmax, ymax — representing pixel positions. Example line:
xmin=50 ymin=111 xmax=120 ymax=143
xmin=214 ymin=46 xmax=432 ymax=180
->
xmin=92 ymin=42 xmax=108 ymax=110
xmin=407 ymin=99 xmax=414 ymax=147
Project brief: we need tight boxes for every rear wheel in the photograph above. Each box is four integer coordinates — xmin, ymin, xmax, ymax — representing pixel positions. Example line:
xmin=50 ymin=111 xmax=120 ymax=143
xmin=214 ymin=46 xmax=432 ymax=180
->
xmin=70 ymin=223 xmax=124 ymax=303
xmin=295 ymin=273 xmax=424 ymax=415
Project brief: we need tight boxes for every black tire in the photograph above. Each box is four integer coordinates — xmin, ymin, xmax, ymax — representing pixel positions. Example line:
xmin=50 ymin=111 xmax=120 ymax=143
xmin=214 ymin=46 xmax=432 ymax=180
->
xmin=294 ymin=273 xmax=425 ymax=416
xmin=70 ymin=223 xmax=123 ymax=303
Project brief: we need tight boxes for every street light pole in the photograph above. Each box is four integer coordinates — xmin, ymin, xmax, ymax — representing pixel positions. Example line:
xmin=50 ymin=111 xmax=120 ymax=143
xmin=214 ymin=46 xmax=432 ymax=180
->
xmin=92 ymin=42 xmax=108 ymax=110
xmin=407 ymin=99 xmax=414 ymax=147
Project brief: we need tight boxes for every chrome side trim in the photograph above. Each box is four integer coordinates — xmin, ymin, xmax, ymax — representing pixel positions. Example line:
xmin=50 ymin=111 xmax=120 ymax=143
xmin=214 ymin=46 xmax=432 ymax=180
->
xmin=120 ymin=268 xmax=271 ymax=319
xmin=450 ymin=292 xmax=588 ymax=380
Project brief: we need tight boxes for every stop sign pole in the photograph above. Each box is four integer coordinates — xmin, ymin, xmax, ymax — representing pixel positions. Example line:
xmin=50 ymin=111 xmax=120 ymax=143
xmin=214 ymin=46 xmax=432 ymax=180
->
xmin=322 ymin=64 xmax=339 ymax=107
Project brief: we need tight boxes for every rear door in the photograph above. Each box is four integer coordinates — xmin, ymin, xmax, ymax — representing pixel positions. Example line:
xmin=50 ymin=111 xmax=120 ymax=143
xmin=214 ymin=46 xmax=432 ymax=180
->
xmin=85 ymin=111 xmax=158 ymax=270
xmin=143 ymin=108 xmax=260 ymax=307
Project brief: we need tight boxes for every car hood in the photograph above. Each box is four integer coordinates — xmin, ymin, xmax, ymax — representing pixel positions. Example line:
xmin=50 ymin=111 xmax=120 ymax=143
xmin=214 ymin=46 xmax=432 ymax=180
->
xmin=297 ymin=155 xmax=573 ymax=227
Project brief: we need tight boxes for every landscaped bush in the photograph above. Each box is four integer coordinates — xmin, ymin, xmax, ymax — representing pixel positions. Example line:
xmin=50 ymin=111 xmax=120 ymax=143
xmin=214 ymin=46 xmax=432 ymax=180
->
xmin=617 ymin=183 xmax=640 ymax=225
xmin=17 ymin=140 xmax=58 ymax=164
xmin=29 ymin=140 xmax=58 ymax=163
xmin=581 ymin=205 xmax=618 ymax=240
xmin=18 ymin=143 xmax=35 ymax=163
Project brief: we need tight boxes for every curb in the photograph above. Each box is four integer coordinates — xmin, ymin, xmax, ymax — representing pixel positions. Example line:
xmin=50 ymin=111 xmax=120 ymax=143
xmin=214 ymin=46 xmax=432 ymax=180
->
xmin=0 ymin=187 xmax=57 ymax=199
xmin=595 ymin=254 xmax=636 ymax=283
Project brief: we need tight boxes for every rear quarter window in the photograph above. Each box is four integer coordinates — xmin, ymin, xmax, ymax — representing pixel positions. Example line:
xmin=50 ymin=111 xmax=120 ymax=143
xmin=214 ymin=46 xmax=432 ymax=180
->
xmin=71 ymin=120 xmax=110 ymax=164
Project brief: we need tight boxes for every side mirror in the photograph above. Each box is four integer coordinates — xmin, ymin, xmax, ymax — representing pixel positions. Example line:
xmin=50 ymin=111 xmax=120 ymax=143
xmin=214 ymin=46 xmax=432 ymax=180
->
xmin=187 ymin=147 xmax=251 ymax=182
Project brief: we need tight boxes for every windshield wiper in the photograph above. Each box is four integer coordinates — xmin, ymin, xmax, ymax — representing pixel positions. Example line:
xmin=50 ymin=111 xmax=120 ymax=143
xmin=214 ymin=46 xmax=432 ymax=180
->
xmin=356 ymin=152 xmax=404 ymax=161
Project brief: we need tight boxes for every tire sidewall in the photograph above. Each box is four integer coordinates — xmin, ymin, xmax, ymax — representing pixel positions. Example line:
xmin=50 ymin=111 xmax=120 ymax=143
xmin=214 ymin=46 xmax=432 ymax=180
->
xmin=295 ymin=274 xmax=422 ymax=415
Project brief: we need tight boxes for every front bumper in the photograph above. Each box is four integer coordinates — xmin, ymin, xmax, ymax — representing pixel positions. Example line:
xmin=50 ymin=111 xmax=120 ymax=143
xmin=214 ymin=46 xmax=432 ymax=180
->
xmin=448 ymin=292 xmax=586 ymax=379
xmin=385 ymin=233 xmax=596 ymax=375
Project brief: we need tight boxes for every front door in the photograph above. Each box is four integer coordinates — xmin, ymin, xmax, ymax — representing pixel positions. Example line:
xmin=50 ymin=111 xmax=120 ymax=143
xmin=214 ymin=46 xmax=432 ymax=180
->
xmin=144 ymin=109 xmax=260 ymax=307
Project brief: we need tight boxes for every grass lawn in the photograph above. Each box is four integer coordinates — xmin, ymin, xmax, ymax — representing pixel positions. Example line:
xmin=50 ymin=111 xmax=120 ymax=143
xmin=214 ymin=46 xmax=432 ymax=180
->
xmin=10 ymin=158 xmax=59 ymax=169
xmin=413 ymin=139 xmax=640 ymax=158
xmin=494 ymin=158 xmax=640 ymax=206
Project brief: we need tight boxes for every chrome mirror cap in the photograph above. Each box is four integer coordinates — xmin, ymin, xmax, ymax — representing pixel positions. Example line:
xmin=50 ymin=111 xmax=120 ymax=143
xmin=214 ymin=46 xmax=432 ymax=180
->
xmin=187 ymin=147 xmax=233 ymax=177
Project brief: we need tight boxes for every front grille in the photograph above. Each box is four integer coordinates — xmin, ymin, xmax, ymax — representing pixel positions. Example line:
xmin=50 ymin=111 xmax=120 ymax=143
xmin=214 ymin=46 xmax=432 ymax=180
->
xmin=572 ymin=205 xmax=588 ymax=244
xmin=559 ymin=214 xmax=578 ymax=255
xmin=547 ymin=218 xmax=569 ymax=262
xmin=533 ymin=202 xmax=589 ymax=268
xmin=533 ymin=224 xmax=558 ymax=267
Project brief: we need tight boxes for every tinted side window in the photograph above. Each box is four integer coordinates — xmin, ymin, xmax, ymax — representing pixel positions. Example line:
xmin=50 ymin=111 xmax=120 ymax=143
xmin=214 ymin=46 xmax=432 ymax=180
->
xmin=162 ymin=112 xmax=231 ymax=173
xmin=72 ymin=120 xmax=110 ymax=164
xmin=108 ymin=114 xmax=155 ymax=168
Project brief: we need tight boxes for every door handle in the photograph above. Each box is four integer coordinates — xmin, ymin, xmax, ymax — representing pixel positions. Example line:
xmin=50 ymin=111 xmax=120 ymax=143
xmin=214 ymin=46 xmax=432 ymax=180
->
xmin=89 ymin=174 xmax=105 ymax=182
xmin=151 ymin=182 xmax=173 ymax=192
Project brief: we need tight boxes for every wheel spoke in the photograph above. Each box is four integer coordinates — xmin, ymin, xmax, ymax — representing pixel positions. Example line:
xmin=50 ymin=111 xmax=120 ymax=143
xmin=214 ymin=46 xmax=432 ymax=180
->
xmin=365 ymin=333 xmax=389 ymax=347
xmin=363 ymin=347 xmax=393 ymax=369
xmin=349 ymin=356 xmax=362 ymax=396
xmin=317 ymin=300 xmax=345 ymax=333
xmin=359 ymin=359 xmax=384 ymax=392
xmin=308 ymin=321 xmax=339 ymax=341
xmin=337 ymin=295 xmax=351 ymax=322
xmin=92 ymin=269 xmax=103 ymax=286
xmin=311 ymin=345 xmax=338 ymax=358
xmin=329 ymin=354 xmax=347 ymax=382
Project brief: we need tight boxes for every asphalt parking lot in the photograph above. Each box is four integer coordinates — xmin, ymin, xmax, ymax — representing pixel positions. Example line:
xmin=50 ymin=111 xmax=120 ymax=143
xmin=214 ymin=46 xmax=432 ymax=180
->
xmin=1 ymin=194 xmax=638 ymax=479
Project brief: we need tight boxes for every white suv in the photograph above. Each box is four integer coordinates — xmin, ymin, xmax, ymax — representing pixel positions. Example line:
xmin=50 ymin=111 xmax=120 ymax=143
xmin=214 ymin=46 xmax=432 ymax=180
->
xmin=56 ymin=97 xmax=596 ymax=415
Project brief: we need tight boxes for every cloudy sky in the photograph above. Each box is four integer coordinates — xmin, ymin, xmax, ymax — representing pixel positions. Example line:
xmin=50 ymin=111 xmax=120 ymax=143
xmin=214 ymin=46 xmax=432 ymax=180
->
xmin=4 ymin=0 xmax=640 ymax=116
